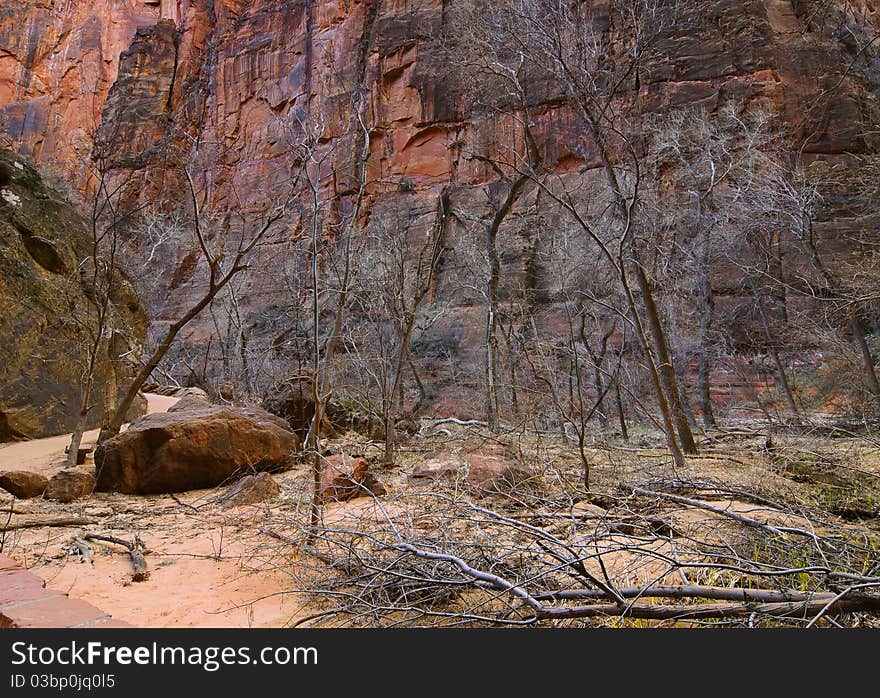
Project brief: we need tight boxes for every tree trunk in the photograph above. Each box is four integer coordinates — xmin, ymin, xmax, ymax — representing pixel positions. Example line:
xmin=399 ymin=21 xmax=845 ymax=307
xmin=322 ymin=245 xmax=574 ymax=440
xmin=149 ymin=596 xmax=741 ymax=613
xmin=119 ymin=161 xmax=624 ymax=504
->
xmin=614 ymin=377 xmax=629 ymax=442
xmin=633 ymin=262 xmax=698 ymax=454
xmin=695 ymin=218 xmax=716 ymax=428
xmin=593 ymin=363 xmax=608 ymax=428
xmin=850 ymin=310 xmax=880 ymax=399
xmin=485 ymin=231 xmax=500 ymax=431
xmin=770 ymin=347 xmax=799 ymax=417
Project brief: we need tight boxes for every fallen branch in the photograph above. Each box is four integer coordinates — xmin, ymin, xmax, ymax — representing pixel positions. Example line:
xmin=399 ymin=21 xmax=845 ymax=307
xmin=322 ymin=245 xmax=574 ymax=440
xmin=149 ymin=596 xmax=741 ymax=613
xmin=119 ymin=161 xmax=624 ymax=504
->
xmin=535 ymin=594 xmax=880 ymax=621
xmin=631 ymin=487 xmax=815 ymax=538
xmin=534 ymin=585 xmax=830 ymax=603
xmin=83 ymin=533 xmax=149 ymax=581
xmin=1 ymin=516 xmax=95 ymax=531
xmin=169 ymin=493 xmax=201 ymax=513
xmin=71 ymin=536 xmax=93 ymax=565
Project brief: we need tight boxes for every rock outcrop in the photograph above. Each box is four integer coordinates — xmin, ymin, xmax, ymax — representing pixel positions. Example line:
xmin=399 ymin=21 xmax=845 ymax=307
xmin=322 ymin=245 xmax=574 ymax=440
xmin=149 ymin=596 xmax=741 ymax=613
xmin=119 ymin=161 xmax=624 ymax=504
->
xmin=0 ymin=147 xmax=148 ymax=441
xmin=94 ymin=402 xmax=299 ymax=494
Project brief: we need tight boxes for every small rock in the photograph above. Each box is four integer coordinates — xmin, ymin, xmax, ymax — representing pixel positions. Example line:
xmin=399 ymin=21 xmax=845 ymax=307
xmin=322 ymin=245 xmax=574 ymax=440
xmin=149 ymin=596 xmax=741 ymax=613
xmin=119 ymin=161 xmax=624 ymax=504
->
xmin=410 ymin=460 xmax=459 ymax=484
xmin=167 ymin=392 xmax=212 ymax=413
xmin=318 ymin=454 xmax=386 ymax=503
xmin=570 ymin=501 xmax=607 ymax=519
xmin=0 ymin=471 xmax=48 ymax=499
xmin=175 ymin=386 xmax=210 ymax=400
xmin=221 ymin=472 xmax=280 ymax=508
xmin=394 ymin=416 xmax=420 ymax=436
xmin=466 ymin=446 xmax=532 ymax=495
xmin=46 ymin=468 xmax=95 ymax=502
xmin=218 ymin=382 xmax=236 ymax=402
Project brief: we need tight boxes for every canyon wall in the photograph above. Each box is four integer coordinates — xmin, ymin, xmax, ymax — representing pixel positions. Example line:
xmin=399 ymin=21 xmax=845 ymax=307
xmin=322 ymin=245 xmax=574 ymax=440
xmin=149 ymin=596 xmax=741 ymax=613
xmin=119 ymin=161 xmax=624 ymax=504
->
xmin=2 ymin=1 xmax=879 ymax=415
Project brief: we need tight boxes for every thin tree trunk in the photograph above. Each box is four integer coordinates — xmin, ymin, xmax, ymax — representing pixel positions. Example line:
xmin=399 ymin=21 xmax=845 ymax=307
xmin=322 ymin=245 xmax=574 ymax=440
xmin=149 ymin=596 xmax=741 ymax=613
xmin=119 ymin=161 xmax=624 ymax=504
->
xmin=850 ymin=310 xmax=880 ymax=399
xmin=614 ymin=377 xmax=629 ymax=442
xmin=695 ymin=217 xmax=716 ymax=427
xmin=751 ymin=282 xmax=799 ymax=418
xmin=485 ymin=234 xmax=500 ymax=431
xmin=633 ymin=263 xmax=698 ymax=454
xmin=770 ymin=347 xmax=799 ymax=417
xmin=697 ymin=349 xmax=715 ymax=428
xmin=408 ymin=355 xmax=428 ymax=416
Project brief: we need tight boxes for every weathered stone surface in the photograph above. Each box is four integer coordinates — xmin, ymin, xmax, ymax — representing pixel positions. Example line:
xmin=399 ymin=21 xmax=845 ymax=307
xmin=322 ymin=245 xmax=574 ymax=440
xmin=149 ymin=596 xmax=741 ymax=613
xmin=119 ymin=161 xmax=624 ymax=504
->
xmin=0 ymin=595 xmax=110 ymax=629
xmin=94 ymin=403 xmax=299 ymax=494
xmin=410 ymin=459 xmax=459 ymax=484
xmin=0 ymin=147 xmax=148 ymax=441
xmin=221 ymin=471 xmax=281 ymax=508
xmin=466 ymin=445 xmax=533 ymax=495
xmin=46 ymin=468 xmax=96 ymax=502
xmin=0 ymin=557 xmax=128 ymax=628
xmin=0 ymin=470 xmax=48 ymax=499
xmin=318 ymin=454 xmax=386 ymax=503
xmin=0 ymin=572 xmax=57 ymax=609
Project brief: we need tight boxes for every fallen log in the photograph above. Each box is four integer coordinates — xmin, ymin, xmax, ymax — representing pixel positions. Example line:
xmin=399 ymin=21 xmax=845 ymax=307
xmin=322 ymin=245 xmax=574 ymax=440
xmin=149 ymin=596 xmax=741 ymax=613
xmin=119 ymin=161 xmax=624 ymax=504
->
xmin=83 ymin=533 xmax=149 ymax=581
xmin=535 ymin=594 xmax=880 ymax=621
xmin=1 ymin=516 xmax=95 ymax=531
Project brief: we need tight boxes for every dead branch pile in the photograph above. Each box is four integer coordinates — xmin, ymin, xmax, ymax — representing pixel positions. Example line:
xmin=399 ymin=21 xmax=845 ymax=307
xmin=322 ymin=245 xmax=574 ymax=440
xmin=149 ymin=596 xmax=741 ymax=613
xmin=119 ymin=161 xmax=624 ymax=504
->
xmin=263 ymin=469 xmax=880 ymax=627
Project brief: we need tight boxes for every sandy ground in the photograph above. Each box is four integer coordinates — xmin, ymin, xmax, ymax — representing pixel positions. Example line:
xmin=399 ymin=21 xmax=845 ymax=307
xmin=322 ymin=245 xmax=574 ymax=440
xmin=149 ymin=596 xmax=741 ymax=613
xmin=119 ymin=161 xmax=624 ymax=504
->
xmin=0 ymin=394 xmax=309 ymax=628
xmin=3 ymin=403 xmax=878 ymax=628
xmin=0 ymin=394 xmax=179 ymax=476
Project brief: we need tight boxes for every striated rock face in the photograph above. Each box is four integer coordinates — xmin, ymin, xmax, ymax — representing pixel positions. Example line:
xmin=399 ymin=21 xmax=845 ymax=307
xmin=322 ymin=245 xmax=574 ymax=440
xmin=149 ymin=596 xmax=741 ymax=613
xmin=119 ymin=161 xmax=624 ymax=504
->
xmin=2 ymin=2 xmax=879 ymax=414
xmin=3 ymin=2 xmax=876 ymax=200
xmin=0 ymin=147 xmax=148 ymax=441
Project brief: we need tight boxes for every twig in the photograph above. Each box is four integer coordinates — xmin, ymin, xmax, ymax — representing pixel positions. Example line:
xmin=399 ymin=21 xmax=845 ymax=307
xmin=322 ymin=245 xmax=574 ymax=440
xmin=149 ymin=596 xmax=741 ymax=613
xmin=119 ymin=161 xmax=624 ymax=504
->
xmin=83 ymin=533 xmax=149 ymax=581
xmin=169 ymin=493 xmax=201 ymax=512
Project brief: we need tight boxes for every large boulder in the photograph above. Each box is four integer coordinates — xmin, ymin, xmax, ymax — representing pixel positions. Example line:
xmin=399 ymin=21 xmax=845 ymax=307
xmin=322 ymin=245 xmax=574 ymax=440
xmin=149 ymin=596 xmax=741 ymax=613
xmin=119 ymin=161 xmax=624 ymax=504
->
xmin=0 ymin=471 xmax=48 ymax=499
xmin=94 ymin=403 xmax=299 ymax=494
xmin=262 ymin=380 xmax=328 ymax=439
xmin=0 ymin=147 xmax=148 ymax=441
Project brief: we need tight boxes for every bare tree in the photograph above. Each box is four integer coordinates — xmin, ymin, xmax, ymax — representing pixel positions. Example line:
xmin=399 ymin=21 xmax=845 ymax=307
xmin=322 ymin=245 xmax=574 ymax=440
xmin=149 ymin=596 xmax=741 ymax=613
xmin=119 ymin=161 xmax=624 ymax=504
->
xmin=98 ymin=157 xmax=301 ymax=441
xmin=349 ymin=193 xmax=447 ymax=466
xmin=455 ymin=0 xmax=699 ymax=466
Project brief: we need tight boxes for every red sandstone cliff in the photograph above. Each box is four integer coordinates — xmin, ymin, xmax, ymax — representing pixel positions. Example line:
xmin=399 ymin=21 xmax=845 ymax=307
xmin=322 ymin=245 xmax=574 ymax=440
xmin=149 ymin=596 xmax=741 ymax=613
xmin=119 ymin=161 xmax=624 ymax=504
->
xmin=2 ymin=1 xmax=879 ymax=414
xmin=3 ymin=2 xmax=876 ymax=207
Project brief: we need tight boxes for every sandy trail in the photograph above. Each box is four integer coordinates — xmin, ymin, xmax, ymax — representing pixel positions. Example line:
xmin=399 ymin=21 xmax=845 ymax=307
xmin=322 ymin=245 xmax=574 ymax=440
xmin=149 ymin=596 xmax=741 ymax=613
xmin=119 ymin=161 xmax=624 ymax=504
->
xmin=0 ymin=394 xmax=179 ymax=476
xmin=0 ymin=393 xmax=309 ymax=628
